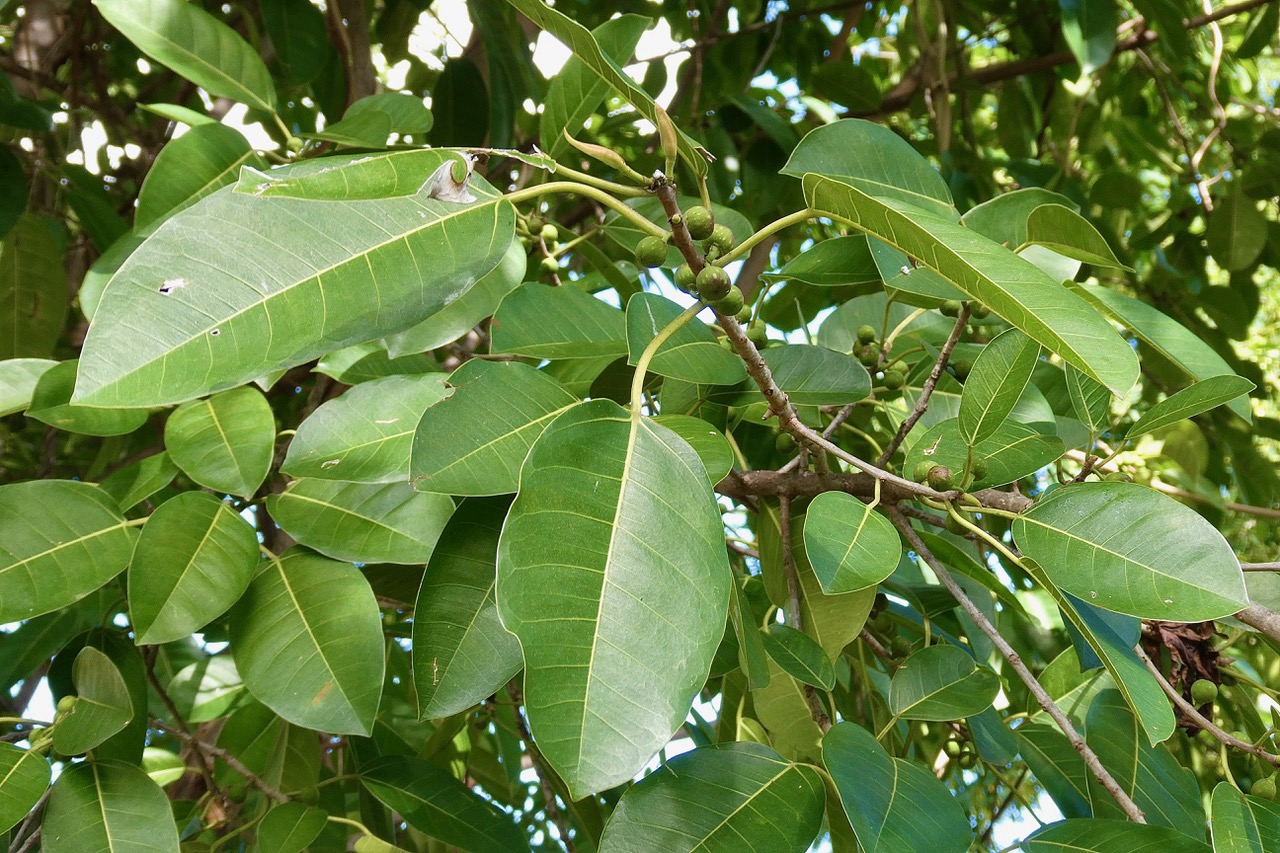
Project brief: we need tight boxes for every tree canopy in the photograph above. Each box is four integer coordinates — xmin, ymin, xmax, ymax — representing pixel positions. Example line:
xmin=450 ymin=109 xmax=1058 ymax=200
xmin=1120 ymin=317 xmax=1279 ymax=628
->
xmin=2 ymin=0 xmax=1280 ymax=850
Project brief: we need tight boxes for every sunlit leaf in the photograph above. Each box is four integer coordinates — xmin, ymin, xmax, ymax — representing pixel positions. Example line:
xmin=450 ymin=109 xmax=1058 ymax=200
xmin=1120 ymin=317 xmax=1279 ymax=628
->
xmin=43 ymin=760 xmax=180 ymax=852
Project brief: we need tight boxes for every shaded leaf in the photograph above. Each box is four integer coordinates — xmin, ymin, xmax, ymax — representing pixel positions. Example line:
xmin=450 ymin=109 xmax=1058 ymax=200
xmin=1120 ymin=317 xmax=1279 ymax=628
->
xmin=53 ymin=646 xmax=133 ymax=755
xmin=759 ymin=235 xmax=880 ymax=288
xmin=762 ymin=345 xmax=870 ymax=406
xmin=491 ymin=282 xmax=627 ymax=359
xmin=1 ymin=215 xmax=67 ymax=359
xmin=962 ymin=187 xmax=1079 ymax=247
xmin=627 ymin=293 xmax=745 ymax=385
xmin=1206 ymin=189 xmax=1268 ymax=271
xmin=888 ymin=644 xmax=999 ymax=721
xmin=761 ymin=624 xmax=835 ymax=690
xmin=1211 ymin=781 xmax=1280 ymax=853
xmin=802 ymin=491 xmax=899 ymax=594
xmin=1061 ymin=0 xmax=1118 ymax=72
xmin=903 ymin=419 xmax=1065 ymax=489
xmin=256 ymin=802 xmax=328 ymax=853
xmin=652 ymin=414 xmax=733 ymax=483
xmin=1017 ymin=723 xmax=1092 ymax=819
xmin=43 ymin=760 xmax=180 ymax=852
xmin=1128 ymin=374 xmax=1254 ymax=439
xmin=27 ymin=360 xmax=149 ymax=436
xmin=313 ymin=341 xmax=440 ymax=385
xmin=98 ymin=452 xmax=178 ymax=512
xmin=1065 ymin=364 xmax=1112 ymax=434
xmin=0 ymin=357 xmax=56 ymax=416
xmin=0 ymin=743 xmax=50 ymax=834
xmin=165 ymin=386 xmax=275 ymax=498
xmin=1022 ymin=819 xmax=1209 ymax=851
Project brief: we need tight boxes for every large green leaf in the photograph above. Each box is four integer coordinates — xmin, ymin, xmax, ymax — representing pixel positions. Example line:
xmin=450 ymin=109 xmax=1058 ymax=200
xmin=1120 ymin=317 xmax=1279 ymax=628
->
xmin=255 ymin=802 xmax=327 ymax=853
xmin=802 ymin=174 xmax=1139 ymax=395
xmin=801 ymin=492 xmax=899 ymax=594
xmin=1022 ymin=819 xmax=1209 ymax=852
xmin=267 ymin=480 xmax=453 ymax=565
xmin=164 ymin=385 xmax=275 ymax=498
xmin=413 ymin=497 xmax=523 ymax=720
xmin=958 ymin=328 xmax=1040 ymax=446
xmin=93 ymin=0 xmax=276 ymax=112
xmin=0 ymin=743 xmax=49 ymax=834
xmin=1127 ymin=375 xmax=1254 ymax=439
xmin=283 ymin=374 xmax=450 ymax=483
xmin=1211 ymin=781 xmax=1280 ymax=853
xmin=888 ymin=644 xmax=1000 ymax=721
xmin=229 ymin=549 xmax=384 ymax=735
xmin=491 ymin=282 xmax=627 ymax=359
xmin=128 ymin=491 xmax=259 ymax=644
xmin=0 ymin=480 xmax=137 ymax=623
xmin=52 ymin=647 xmax=134 ymax=755
xmin=361 ymin=755 xmax=529 ymax=852
xmin=761 ymin=624 xmax=835 ymax=691
xmin=823 ymin=722 xmax=972 ymax=853
xmin=496 ymin=400 xmax=731 ymax=798
xmin=136 ymin=123 xmax=262 ymax=230
xmin=98 ymin=451 xmax=178 ymax=511
xmin=652 ymin=414 xmax=734 ymax=483
xmin=1 ymin=215 xmax=67 ymax=359
xmin=871 ymin=239 xmax=966 ymax=307
xmin=542 ymin=15 xmax=649 ymax=155
xmin=626 ymin=293 xmax=745 ymax=385
xmin=503 ymin=0 xmax=707 ymax=174
xmin=961 ymin=187 xmax=1079 ymax=247
xmin=753 ymin=657 xmax=823 ymax=761
xmin=1024 ymin=204 xmax=1130 ymax=270
xmin=1072 ymin=282 xmax=1250 ymax=420
xmin=1206 ymin=189 xmax=1268 ymax=271
xmin=597 ymin=743 xmax=825 ymax=853
xmin=75 ymin=150 xmax=514 ymax=407
xmin=1014 ymin=482 xmax=1247 ymax=620
xmin=761 ymin=345 xmax=870 ymax=405
xmin=0 ymin=357 xmax=57 ymax=416
xmin=26 ymin=359 xmax=149 ymax=436
xmin=411 ymin=360 xmax=578 ymax=496
xmin=43 ymin=760 xmax=180 ymax=852
xmin=781 ymin=119 xmax=955 ymax=218
xmin=759 ymin=235 xmax=880 ymax=288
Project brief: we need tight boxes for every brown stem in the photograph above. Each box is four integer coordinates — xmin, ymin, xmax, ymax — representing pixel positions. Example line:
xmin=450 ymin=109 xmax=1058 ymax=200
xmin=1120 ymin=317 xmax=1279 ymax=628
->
xmin=1235 ymin=603 xmax=1280 ymax=645
xmin=888 ymin=509 xmax=1146 ymax=823
xmin=151 ymin=719 xmax=289 ymax=804
xmin=507 ymin=684 xmax=576 ymax=853
xmin=144 ymin=648 xmax=228 ymax=816
xmin=876 ymin=305 xmax=969 ymax=467
xmin=715 ymin=469 xmax=1033 ymax=514
xmin=778 ymin=498 xmax=833 ymax=734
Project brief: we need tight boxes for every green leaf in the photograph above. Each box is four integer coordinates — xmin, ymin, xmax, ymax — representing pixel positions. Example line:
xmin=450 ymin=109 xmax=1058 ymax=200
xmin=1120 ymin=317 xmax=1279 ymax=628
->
xmin=361 ymin=754 xmax=530 ymax=852
xmin=261 ymin=0 xmax=330 ymax=85
xmin=98 ymin=452 xmax=178 ymax=511
xmin=729 ymin=577 xmax=771 ymax=690
xmin=0 ymin=357 xmax=56 ymax=416
xmin=43 ymin=760 xmax=180 ymax=852
xmin=652 ymin=414 xmax=733 ymax=483
xmin=496 ymin=400 xmax=731 ymax=798
xmin=761 ymin=624 xmax=835 ymax=690
xmin=597 ymin=742 xmax=825 ymax=853
xmin=413 ymin=497 xmax=523 ymax=720
xmin=1014 ymin=482 xmax=1248 ymax=620
xmin=230 ymin=549 xmax=384 ymax=735
xmin=0 ymin=480 xmax=136 ymax=622
xmin=1073 ymin=282 xmax=1249 ymax=420
xmin=128 ymin=491 xmax=259 ymax=644
xmin=823 ymin=721 xmax=972 ymax=853
xmin=1022 ymin=819 xmax=1209 ymax=852
xmin=782 ymin=120 xmax=955 ymax=218
xmin=411 ymin=360 xmax=578 ymax=496
xmin=1017 ymin=724 xmax=1092 ymax=819
xmin=903 ymin=419 xmax=1065 ymax=489
xmin=1128 ymin=375 xmax=1254 ymax=440
xmin=1065 ymin=364 xmax=1111 ymax=434
xmin=1 ymin=215 xmax=67 ymax=359
xmin=961 ymin=187 xmax=1079 ymax=247
xmin=26 ymin=360 xmax=149 ymax=436
xmin=1061 ymin=0 xmax=1118 ymax=73
xmin=283 ymin=374 xmax=450 ymax=483
xmin=0 ymin=147 xmax=26 ymax=241
xmin=255 ymin=802 xmax=328 ymax=853
xmin=165 ymin=386 xmax=275 ymax=498
xmin=759 ymin=235 xmax=880 ymax=288
xmin=1025 ymin=204 xmax=1130 ymax=270
xmin=958 ymin=328 xmax=1040 ymax=446
xmin=503 ymin=0 xmax=708 ymax=175
xmin=753 ymin=657 xmax=823 ymax=761
xmin=93 ymin=0 xmax=276 ymax=112
xmin=0 ymin=743 xmax=49 ymax=834
xmin=52 ymin=646 xmax=134 ymax=755
xmin=308 ymin=109 xmax=393 ymax=148
xmin=166 ymin=656 xmax=247 ymax=723
xmin=802 ymin=492 xmax=899 ymax=594
xmin=888 ymin=644 xmax=999 ymax=721
xmin=761 ymin=345 xmax=870 ymax=406
xmin=802 ymin=174 xmax=1139 ymax=395
xmin=871 ymin=239 xmax=966 ymax=307
xmin=75 ymin=150 xmax=514 ymax=407
xmin=136 ymin=123 xmax=262 ymax=230
xmin=430 ymin=58 xmax=489 ymax=147
xmin=542 ymin=15 xmax=650 ymax=156
xmin=1211 ymin=781 xmax=1280 ymax=853
xmin=267 ymin=480 xmax=453 ymax=565
xmin=386 ymin=234 xmax=526 ymax=356
xmin=491 ymin=282 xmax=627 ymax=359
xmin=626 ymin=293 xmax=745 ymax=385
xmin=313 ymin=341 xmax=440 ymax=385
xmin=141 ymin=747 xmax=184 ymax=787
xmin=1206 ymin=189 xmax=1268 ymax=271
xmin=344 ymin=92 xmax=433 ymax=136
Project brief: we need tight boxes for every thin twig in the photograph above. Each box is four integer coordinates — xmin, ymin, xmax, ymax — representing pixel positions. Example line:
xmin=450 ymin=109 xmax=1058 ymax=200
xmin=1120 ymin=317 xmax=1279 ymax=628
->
xmin=144 ymin=647 xmax=228 ymax=815
xmin=507 ymin=684 xmax=576 ymax=853
xmin=151 ymin=719 xmax=289 ymax=804
xmin=876 ymin=305 xmax=969 ymax=467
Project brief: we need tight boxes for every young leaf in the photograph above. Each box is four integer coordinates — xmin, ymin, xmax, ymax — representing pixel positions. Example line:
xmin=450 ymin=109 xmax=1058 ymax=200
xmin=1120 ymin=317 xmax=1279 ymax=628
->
xmin=1127 ymin=374 xmax=1255 ymax=439
xmin=93 ymin=0 xmax=277 ymax=112
xmin=543 ymin=15 xmax=649 ymax=156
xmin=597 ymin=743 xmax=825 ymax=853
xmin=496 ymin=401 xmax=731 ymax=798
xmin=958 ymin=328 xmax=1041 ymax=446
xmin=128 ymin=492 xmax=259 ymax=645
xmin=761 ymin=624 xmax=836 ymax=690
xmin=43 ymin=760 xmax=180 ymax=852
xmin=802 ymin=491 xmax=899 ymax=594
xmin=888 ymin=644 xmax=1000 ymax=721
xmin=626 ymin=293 xmax=745 ymax=385
xmin=230 ymin=549 xmax=385 ymax=735
xmin=1014 ymin=482 xmax=1248 ymax=620
xmin=412 ymin=497 xmax=523 ymax=720
xmin=52 ymin=647 xmax=134 ymax=756
xmin=165 ymin=386 xmax=275 ymax=498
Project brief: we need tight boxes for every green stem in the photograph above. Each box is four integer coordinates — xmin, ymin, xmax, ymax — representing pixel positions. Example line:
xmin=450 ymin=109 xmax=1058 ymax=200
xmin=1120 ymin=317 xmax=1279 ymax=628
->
xmin=630 ymin=302 xmax=705 ymax=414
xmin=551 ymin=163 xmax=648 ymax=197
xmin=716 ymin=209 xmax=813 ymax=266
xmin=505 ymin=182 xmax=668 ymax=239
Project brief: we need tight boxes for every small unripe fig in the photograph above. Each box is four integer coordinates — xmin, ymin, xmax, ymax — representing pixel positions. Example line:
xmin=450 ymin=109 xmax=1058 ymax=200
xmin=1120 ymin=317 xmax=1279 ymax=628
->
xmin=56 ymin=695 xmax=77 ymax=715
xmin=707 ymin=223 xmax=735 ymax=253
xmin=951 ymin=358 xmax=973 ymax=380
xmin=913 ymin=460 xmax=934 ymax=483
xmin=540 ymin=256 xmax=560 ymax=274
xmin=540 ymin=223 xmax=559 ymax=242
xmin=927 ymin=465 xmax=955 ymax=490
xmin=941 ymin=299 xmax=963 ymax=317
xmin=944 ymin=739 xmax=964 ymax=757
xmin=712 ymin=286 xmax=745 ymax=316
xmin=674 ymin=263 xmax=696 ymax=292
xmin=696 ymin=265 xmax=732 ymax=300
xmin=890 ymin=637 xmax=912 ymax=657
xmin=856 ymin=343 xmax=880 ymax=368
xmin=969 ymin=301 xmax=991 ymax=319
xmin=684 ymin=205 xmax=715 ymax=240
xmin=1191 ymin=679 xmax=1219 ymax=706
xmin=1253 ymin=777 xmax=1277 ymax=800
xmin=736 ymin=304 xmax=753 ymax=323
xmin=882 ymin=369 xmax=905 ymax=390
xmin=970 ymin=456 xmax=989 ymax=481
xmin=958 ymin=751 xmax=979 ymax=769
xmin=747 ymin=321 xmax=769 ymax=348
xmin=635 ymin=235 xmax=669 ymax=268
xmin=856 ymin=323 xmax=878 ymax=344
xmin=776 ymin=433 xmax=797 ymax=453
xmin=946 ymin=513 xmax=969 ymax=536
